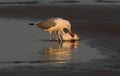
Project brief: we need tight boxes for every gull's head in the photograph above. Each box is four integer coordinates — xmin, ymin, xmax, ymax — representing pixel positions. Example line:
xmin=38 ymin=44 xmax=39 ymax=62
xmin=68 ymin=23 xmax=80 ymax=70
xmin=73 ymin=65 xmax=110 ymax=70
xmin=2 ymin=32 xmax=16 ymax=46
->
xmin=66 ymin=24 xmax=74 ymax=37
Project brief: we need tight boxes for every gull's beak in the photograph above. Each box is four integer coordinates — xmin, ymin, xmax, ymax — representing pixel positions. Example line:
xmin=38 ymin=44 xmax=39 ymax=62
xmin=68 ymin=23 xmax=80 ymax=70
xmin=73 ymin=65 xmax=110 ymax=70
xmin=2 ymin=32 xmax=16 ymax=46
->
xmin=67 ymin=28 xmax=74 ymax=37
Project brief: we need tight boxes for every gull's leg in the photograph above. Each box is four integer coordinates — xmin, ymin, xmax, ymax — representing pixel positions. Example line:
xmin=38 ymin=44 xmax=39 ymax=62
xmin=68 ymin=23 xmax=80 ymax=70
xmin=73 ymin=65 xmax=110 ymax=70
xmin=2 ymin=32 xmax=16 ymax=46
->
xmin=57 ymin=30 xmax=63 ymax=42
xmin=49 ymin=32 xmax=52 ymax=41
xmin=54 ymin=31 xmax=58 ymax=41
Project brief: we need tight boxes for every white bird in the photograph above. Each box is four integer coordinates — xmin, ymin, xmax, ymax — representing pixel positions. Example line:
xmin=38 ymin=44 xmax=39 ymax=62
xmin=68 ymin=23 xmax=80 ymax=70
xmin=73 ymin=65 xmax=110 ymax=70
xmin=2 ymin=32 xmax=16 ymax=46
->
xmin=58 ymin=30 xmax=80 ymax=41
xmin=29 ymin=18 xmax=74 ymax=40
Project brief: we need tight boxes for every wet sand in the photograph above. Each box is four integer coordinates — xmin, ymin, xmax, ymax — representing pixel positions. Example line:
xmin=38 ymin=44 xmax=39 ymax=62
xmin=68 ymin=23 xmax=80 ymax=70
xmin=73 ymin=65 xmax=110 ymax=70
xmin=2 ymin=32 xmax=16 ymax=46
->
xmin=0 ymin=4 xmax=120 ymax=76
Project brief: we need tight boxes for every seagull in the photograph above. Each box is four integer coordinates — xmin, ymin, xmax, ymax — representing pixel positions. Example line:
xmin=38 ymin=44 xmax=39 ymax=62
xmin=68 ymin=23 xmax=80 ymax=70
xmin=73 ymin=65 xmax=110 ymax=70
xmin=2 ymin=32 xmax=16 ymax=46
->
xmin=29 ymin=18 xmax=74 ymax=40
xmin=58 ymin=30 xmax=80 ymax=41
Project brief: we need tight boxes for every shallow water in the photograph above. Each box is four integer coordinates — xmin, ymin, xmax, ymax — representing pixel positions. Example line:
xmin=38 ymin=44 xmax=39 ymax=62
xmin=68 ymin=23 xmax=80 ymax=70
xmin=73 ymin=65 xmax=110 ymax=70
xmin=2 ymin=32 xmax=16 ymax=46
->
xmin=0 ymin=18 xmax=106 ymax=64
xmin=0 ymin=18 xmax=120 ymax=72
xmin=0 ymin=3 xmax=120 ymax=75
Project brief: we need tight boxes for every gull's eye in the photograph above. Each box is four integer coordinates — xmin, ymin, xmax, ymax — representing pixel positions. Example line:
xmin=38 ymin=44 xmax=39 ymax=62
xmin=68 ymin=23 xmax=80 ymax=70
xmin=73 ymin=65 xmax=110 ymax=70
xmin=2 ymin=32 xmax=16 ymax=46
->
xmin=63 ymin=28 xmax=67 ymax=33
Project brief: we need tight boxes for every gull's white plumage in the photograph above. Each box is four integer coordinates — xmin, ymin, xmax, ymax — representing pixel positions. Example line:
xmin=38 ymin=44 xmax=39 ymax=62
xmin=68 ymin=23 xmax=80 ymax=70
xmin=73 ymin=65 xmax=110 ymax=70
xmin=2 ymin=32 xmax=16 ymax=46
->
xmin=32 ymin=18 xmax=73 ymax=40
xmin=58 ymin=30 xmax=80 ymax=41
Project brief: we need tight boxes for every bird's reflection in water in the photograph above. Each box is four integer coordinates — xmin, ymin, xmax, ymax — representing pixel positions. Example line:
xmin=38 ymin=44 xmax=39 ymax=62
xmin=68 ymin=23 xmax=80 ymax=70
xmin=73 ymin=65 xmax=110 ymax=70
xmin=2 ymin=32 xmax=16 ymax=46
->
xmin=42 ymin=41 xmax=79 ymax=64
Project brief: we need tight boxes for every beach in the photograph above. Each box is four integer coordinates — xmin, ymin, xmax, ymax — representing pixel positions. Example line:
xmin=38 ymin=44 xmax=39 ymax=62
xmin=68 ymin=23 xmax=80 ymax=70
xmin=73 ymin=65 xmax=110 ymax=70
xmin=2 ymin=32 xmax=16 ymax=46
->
xmin=0 ymin=4 xmax=120 ymax=76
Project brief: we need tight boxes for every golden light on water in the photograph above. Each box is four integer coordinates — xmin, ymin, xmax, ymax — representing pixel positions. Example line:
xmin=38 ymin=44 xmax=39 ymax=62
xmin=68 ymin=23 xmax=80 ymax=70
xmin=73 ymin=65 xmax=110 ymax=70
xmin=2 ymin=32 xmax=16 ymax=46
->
xmin=42 ymin=41 xmax=79 ymax=64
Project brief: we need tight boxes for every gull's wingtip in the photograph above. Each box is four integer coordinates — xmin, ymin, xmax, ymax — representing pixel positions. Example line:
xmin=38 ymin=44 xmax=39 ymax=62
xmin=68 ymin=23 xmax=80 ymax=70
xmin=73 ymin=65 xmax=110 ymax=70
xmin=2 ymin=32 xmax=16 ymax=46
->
xmin=29 ymin=23 xmax=34 ymax=26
